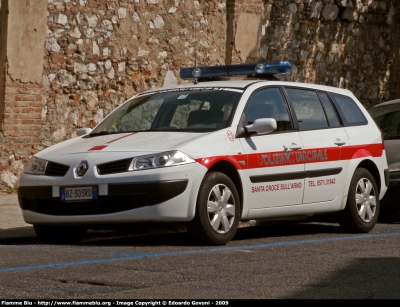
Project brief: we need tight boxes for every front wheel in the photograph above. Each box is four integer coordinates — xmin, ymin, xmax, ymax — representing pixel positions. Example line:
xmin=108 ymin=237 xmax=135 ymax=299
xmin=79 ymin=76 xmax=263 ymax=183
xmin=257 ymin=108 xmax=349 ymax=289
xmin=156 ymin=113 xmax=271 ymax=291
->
xmin=339 ymin=168 xmax=380 ymax=233
xmin=187 ymin=172 xmax=241 ymax=245
xmin=33 ymin=225 xmax=87 ymax=244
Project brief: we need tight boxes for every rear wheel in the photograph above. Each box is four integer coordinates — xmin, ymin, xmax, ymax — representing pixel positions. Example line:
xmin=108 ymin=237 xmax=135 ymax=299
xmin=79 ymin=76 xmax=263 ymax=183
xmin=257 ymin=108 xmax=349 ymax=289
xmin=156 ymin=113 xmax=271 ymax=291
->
xmin=187 ymin=172 xmax=240 ymax=245
xmin=33 ymin=225 xmax=87 ymax=244
xmin=339 ymin=168 xmax=379 ymax=233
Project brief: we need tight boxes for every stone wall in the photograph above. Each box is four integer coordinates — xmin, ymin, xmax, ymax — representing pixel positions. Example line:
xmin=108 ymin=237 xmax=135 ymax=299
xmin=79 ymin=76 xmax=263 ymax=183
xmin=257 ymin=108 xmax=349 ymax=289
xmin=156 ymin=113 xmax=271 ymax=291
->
xmin=389 ymin=0 xmax=400 ymax=99
xmin=0 ymin=0 xmax=400 ymax=188
xmin=42 ymin=0 xmax=228 ymax=147
xmin=259 ymin=0 xmax=397 ymax=108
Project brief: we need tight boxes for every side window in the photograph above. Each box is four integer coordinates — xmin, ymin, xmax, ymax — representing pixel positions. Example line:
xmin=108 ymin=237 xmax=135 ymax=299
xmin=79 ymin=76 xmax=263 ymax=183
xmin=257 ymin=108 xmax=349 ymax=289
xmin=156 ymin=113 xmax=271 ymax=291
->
xmin=245 ymin=87 xmax=293 ymax=132
xmin=368 ymin=104 xmax=400 ymax=138
xmin=317 ymin=92 xmax=341 ymax=128
xmin=285 ymin=88 xmax=329 ymax=130
xmin=329 ymin=92 xmax=368 ymax=126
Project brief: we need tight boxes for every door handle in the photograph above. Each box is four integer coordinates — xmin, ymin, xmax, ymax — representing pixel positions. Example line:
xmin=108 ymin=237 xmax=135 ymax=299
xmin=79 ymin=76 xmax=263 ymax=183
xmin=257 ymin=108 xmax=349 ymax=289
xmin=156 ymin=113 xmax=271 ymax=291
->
xmin=334 ymin=138 xmax=346 ymax=146
xmin=289 ymin=143 xmax=302 ymax=150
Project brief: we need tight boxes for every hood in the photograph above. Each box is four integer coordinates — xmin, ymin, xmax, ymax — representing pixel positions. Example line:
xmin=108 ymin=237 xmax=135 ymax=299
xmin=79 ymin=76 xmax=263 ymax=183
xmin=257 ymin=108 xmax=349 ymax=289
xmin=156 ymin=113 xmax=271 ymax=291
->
xmin=37 ymin=132 xmax=203 ymax=157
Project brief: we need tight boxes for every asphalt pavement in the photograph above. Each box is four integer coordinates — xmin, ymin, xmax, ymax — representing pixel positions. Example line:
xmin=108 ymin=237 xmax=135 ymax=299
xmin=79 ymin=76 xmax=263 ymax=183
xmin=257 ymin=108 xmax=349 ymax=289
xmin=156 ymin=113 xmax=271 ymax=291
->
xmin=2 ymin=192 xmax=400 ymax=299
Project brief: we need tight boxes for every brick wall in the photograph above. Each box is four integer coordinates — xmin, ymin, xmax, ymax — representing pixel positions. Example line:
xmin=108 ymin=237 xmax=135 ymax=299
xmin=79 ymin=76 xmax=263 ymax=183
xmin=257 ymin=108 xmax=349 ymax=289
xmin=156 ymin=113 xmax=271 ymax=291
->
xmin=0 ymin=68 xmax=44 ymax=188
xmin=0 ymin=0 xmax=6 ymax=132
xmin=2 ymin=70 xmax=43 ymax=170
xmin=0 ymin=0 xmax=45 ymax=188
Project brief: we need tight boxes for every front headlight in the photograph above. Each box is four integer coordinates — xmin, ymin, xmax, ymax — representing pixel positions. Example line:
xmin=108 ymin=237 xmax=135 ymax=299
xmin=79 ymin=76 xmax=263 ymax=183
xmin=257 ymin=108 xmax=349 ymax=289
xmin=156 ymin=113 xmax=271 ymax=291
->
xmin=24 ymin=157 xmax=48 ymax=175
xmin=128 ymin=150 xmax=195 ymax=171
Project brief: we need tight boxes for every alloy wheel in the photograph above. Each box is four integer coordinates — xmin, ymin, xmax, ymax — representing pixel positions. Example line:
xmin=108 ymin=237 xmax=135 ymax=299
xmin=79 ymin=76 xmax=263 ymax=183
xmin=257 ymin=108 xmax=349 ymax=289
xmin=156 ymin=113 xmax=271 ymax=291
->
xmin=207 ymin=184 xmax=236 ymax=234
xmin=355 ymin=178 xmax=377 ymax=223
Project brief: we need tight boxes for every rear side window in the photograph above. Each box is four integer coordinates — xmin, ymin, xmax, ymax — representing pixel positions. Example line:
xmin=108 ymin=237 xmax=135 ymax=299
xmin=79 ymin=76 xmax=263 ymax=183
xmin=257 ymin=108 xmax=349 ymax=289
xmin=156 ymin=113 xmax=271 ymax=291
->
xmin=317 ymin=92 xmax=341 ymax=128
xmin=329 ymin=93 xmax=368 ymax=126
xmin=284 ymin=88 xmax=328 ymax=131
xmin=368 ymin=103 xmax=400 ymax=139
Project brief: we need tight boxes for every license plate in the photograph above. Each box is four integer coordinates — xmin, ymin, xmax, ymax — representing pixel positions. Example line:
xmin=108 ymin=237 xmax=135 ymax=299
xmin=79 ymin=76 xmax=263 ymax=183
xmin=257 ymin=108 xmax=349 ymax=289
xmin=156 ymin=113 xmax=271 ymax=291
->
xmin=60 ymin=186 xmax=98 ymax=201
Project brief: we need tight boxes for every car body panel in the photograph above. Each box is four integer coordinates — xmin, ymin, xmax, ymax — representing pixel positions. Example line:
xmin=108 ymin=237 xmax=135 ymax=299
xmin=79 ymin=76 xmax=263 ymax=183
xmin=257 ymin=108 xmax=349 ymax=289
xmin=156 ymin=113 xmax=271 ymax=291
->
xmin=299 ymin=128 xmax=349 ymax=204
xmin=239 ymin=132 xmax=305 ymax=213
xmin=368 ymin=99 xmax=400 ymax=208
xmin=19 ymin=78 xmax=388 ymax=229
xmin=384 ymin=140 xmax=400 ymax=165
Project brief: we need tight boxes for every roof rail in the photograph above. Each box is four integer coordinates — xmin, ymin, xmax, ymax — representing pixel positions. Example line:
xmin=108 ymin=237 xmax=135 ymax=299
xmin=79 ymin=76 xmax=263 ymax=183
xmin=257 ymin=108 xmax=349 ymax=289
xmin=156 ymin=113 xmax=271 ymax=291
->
xmin=180 ymin=61 xmax=292 ymax=82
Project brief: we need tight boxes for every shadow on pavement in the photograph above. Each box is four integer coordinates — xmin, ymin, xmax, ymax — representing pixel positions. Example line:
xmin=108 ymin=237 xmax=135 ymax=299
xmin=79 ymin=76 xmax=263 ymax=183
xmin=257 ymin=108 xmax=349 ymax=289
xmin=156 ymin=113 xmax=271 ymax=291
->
xmin=0 ymin=220 xmax=345 ymax=247
xmin=1 ymin=215 xmax=400 ymax=247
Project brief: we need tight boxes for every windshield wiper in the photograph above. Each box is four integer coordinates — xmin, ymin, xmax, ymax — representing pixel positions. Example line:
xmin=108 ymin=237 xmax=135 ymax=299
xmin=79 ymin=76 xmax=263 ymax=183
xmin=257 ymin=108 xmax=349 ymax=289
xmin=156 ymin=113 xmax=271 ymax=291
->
xmin=88 ymin=131 xmax=113 ymax=137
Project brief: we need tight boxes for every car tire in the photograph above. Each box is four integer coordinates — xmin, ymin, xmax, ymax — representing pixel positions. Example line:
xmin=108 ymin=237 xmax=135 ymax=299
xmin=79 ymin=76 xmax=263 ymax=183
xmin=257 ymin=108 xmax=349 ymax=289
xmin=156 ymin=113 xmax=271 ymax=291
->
xmin=33 ymin=225 xmax=87 ymax=244
xmin=187 ymin=172 xmax=240 ymax=245
xmin=339 ymin=168 xmax=380 ymax=233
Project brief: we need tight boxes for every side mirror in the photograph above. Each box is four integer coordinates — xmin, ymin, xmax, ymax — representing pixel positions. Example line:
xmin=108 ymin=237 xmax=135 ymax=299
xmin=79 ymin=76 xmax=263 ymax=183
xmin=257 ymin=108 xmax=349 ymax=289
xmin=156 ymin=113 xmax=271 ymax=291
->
xmin=77 ymin=128 xmax=93 ymax=136
xmin=246 ymin=118 xmax=277 ymax=135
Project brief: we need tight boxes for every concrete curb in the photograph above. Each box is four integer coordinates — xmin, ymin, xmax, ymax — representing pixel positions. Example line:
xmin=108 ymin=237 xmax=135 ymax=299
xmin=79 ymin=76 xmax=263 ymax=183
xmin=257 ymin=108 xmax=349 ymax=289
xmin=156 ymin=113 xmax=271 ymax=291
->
xmin=0 ymin=193 xmax=31 ymax=229
xmin=0 ymin=193 xmax=35 ymax=240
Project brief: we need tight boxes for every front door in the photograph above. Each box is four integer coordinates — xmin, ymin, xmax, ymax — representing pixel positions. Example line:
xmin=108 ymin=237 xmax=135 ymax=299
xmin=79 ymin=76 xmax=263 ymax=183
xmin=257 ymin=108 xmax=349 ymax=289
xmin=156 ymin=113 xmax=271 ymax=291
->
xmin=239 ymin=87 xmax=305 ymax=210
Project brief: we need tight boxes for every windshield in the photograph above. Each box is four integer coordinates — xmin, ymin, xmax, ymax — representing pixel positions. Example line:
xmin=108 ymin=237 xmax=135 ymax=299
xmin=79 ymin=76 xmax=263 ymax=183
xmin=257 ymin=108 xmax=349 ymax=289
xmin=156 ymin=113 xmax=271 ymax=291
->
xmin=90 ymin=89 xmax=242 ymax=136
xmin=369 ymin=103 xmax=400 ymax=140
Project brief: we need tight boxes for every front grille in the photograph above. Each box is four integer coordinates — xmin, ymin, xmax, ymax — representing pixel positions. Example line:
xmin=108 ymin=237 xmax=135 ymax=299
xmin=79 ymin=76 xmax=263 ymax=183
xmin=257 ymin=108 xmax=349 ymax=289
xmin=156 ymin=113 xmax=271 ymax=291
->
xmin=97 ymin=158 xmax=131 ymax=175
xmin=20 ymin=195 xmax=145 ymax=216
xmin=45 ymin=162 xmax=70 ymax=177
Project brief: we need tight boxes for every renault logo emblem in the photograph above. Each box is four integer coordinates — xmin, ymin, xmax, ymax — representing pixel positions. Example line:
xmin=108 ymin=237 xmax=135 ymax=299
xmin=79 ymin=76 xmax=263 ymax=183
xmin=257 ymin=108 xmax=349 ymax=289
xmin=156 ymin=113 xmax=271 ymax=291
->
xmin=76 ymin=161 xmax=89 ymax=176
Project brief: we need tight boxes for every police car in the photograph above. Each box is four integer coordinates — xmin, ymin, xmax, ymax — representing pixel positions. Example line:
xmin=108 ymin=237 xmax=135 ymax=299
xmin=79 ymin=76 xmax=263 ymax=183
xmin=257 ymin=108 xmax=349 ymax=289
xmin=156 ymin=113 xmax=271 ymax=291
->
xmin=18 ymin=62 xmax=389 ymax=245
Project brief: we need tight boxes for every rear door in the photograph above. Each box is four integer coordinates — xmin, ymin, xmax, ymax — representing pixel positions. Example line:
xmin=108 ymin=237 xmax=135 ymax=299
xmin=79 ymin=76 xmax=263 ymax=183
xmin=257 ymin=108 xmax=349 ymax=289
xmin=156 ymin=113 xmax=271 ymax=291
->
xmin=284 ymin=87 xmax=349 ymax=204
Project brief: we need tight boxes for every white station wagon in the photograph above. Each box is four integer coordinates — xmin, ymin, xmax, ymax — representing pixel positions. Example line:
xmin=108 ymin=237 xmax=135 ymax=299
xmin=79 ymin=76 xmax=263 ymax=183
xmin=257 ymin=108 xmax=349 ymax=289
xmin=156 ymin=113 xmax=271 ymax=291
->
xmin=18 ymin=62 xmax=389 ymax=245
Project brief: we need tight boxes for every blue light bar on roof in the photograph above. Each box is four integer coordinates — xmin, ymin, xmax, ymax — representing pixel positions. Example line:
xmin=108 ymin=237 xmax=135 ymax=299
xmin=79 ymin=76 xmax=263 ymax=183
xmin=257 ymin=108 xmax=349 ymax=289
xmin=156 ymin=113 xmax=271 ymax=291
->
xmin=179 ymin=61 xmax=292 ymax=80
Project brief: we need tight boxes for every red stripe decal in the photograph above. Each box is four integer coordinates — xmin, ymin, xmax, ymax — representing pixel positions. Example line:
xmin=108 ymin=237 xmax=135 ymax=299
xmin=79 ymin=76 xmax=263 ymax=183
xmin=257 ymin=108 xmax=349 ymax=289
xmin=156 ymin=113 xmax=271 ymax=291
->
xmin=88 ymin=145 xmax=108 ymax=151
xmin=196 ymin=144 xmax=383 ymax=170
xmin=88 ymin=132 xmax=138 ymax=151
xmin=341 ymin=144 xmax=383 ymax=160
xmin=196 ymin=155 xmax=247 ymax=170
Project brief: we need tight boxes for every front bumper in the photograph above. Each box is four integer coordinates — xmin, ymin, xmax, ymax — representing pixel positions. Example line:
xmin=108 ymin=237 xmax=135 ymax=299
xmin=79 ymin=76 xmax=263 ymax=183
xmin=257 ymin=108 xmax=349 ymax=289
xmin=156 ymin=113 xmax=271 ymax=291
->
xmin=18 ymin=180 xmax=188 ymax=216
xmin=18 ymin=161 xmax=207 ymax=225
